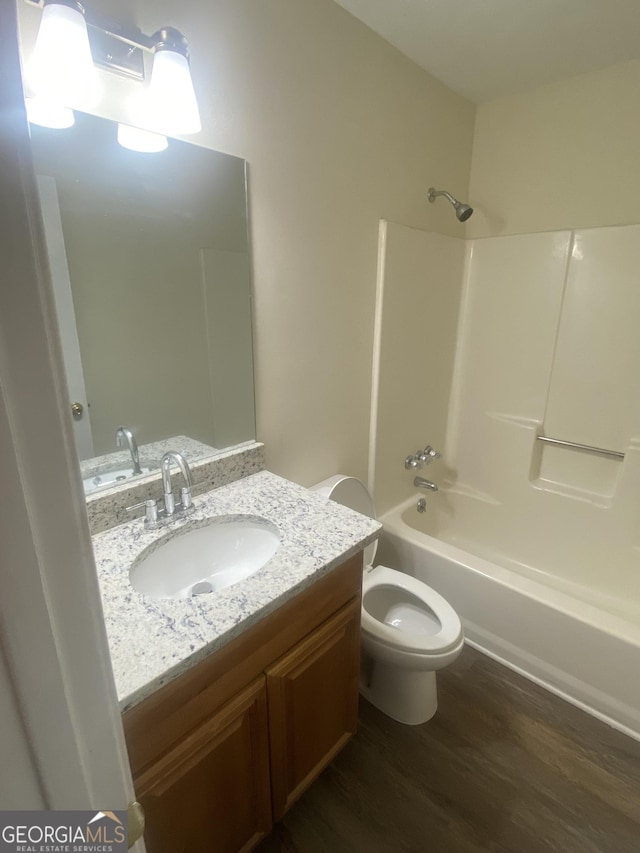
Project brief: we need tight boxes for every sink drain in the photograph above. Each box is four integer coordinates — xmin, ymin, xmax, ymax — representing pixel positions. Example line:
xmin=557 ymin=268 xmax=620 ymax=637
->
xmin=191 ymin=581 xmax=214 ymax=596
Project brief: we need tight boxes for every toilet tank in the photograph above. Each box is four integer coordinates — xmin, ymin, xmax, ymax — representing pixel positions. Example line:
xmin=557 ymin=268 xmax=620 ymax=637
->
xmin=310 ymin=475 xmax=378 ymax=567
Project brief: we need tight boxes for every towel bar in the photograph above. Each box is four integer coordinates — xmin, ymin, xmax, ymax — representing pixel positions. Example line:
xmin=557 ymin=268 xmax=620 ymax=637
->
xmin=536 ymin=435 xmax=624 ymax=460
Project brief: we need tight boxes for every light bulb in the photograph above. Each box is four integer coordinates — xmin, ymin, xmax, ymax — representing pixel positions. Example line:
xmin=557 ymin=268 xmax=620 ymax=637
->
xmin=117 ymin=123 xmax=168 ymax=153
xmin=145 ymin=48 xmax=201 ymax=136
xmin=25 ymin=97 xmax=75 ymax=129
xmin=26 ymin=2 xmax=100 ymax=110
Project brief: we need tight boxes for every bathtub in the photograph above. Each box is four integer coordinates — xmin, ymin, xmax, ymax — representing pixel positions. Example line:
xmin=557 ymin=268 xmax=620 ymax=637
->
xmin=377 ymin=496 xmax=640 ymax=740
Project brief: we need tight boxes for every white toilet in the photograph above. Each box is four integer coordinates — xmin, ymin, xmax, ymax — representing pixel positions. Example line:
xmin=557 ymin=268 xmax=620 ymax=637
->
xmin=311 ymin=475 xmax=464 ymax=725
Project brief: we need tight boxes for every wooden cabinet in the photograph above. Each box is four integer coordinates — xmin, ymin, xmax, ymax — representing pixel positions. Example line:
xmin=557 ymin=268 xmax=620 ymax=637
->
xmin=136 ymin=679 xmax=271 ymax=853
xmin=124 ymin=554 xmax=362 ymax=853
xmin=267 ymin=600 xmax=360 ymax=820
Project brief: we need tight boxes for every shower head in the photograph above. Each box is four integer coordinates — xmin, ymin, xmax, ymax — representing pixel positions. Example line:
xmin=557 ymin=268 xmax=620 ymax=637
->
xmin=427 ymin=187 xmax=473 ymax=222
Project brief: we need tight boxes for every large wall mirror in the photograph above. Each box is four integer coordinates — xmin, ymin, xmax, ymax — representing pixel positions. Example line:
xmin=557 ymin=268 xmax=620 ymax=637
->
xmin=30 ymin=111 xmax=255 ymax=495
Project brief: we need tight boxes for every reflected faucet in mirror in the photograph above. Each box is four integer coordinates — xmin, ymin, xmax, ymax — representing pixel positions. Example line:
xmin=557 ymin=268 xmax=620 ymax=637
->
xmin=115 ymin=426 xmax=142 ymax=475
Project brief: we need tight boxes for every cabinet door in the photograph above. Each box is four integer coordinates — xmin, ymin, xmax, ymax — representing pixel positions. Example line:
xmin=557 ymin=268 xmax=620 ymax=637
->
xmin=266 ymin=598 xmax=361 ymax=820
xmin=135 ymin=677 xmax=271 ymax=853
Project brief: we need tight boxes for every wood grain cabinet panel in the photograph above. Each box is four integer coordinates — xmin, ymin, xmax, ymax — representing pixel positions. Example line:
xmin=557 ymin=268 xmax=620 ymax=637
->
xmin=266 ymin=598 xmax=361 ymax=820
xmin=136 ymin=678 xmax=271 ymax=853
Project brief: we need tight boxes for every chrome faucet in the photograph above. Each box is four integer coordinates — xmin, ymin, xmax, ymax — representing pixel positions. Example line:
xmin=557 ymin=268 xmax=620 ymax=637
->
xmin=161 ymin=451 xmax=194 ymax=517
xmin=115 ymin=425 xmax=142 ymax=475
xmin=414 ymin=476 xmax=438 ymax=492
xmin=126 ymin=451 xmax=195 ymax=528
xmin=405 ymin=445 xmax=442 ymax=470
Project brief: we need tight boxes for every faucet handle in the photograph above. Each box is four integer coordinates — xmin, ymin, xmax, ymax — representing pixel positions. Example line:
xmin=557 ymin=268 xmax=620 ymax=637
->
xmin=406 ymin=445 xmax=442 ymax=469
xmin=421 ymin=446 xmax=442 ymax=463
xmin=180 ymin=485 xmax=195 ymax=513
xmin=126 ymin=498 xmax=159 ymax=528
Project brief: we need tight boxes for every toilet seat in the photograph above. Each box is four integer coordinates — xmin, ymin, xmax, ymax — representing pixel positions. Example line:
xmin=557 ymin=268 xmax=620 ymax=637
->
xmin=362 ymin=565 xmax=463 ymax=655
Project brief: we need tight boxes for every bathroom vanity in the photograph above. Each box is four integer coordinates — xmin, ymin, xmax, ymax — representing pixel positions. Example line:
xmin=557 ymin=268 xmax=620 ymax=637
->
xmin=125 ymin=554 xmax=361 ymax=851
xmin=91 ymin=468 xmax=380 ymax=852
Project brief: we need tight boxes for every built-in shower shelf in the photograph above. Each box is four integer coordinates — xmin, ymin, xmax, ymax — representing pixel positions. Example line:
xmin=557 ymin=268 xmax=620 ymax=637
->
xmin=530 ymin=436 xmax=623 ymax=506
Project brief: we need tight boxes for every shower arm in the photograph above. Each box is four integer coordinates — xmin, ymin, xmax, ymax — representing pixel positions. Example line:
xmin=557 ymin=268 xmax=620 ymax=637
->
xmin=427 ymin=188 xmax=457 ymax=205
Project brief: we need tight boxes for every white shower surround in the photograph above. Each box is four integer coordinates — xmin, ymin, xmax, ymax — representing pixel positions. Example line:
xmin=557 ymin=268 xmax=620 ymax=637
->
xmin=377 ymin=498 xmax=640 ymax=739
xmin=370 ymin=221 xmax=640 ymax=739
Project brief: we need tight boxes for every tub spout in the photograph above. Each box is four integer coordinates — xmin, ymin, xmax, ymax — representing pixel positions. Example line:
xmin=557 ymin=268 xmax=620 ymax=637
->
xmin=414 ymin=476 xmax=438 ymax=492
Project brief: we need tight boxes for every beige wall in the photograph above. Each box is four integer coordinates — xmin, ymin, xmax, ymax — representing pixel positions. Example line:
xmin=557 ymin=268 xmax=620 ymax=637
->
xmin=468 ymin=59 xmax=640 ymax=238
xmin=19 ymin=0 xmax=475 ymax=486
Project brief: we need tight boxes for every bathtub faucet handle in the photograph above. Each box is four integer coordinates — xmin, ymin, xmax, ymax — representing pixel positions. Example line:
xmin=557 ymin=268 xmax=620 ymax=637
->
xmin=405 ymin=446 xmax=442 ymax=469
xmin=418 ymin=446 xmax=442 ymax=464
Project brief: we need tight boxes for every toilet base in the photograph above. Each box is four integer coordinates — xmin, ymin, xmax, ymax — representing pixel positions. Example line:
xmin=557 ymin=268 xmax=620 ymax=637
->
xmin=360 ymin=652 xmax=438 ymax=725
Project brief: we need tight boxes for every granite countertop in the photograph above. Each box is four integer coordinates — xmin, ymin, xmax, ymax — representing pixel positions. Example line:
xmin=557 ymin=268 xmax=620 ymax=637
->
xmin=80 ymin=435 xmax=220 ymax=492
xmin=92 ymin=470 xmax=381 ymax=712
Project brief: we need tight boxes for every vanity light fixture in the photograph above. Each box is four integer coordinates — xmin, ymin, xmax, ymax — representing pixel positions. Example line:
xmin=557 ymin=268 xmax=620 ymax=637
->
xmin=26 ymin=0 xmax=100 ymax=112
xmin=25 ymin=96 xmax=75 ymax=129
xmin=23 ymin=0 xmax=201 ymax=142
xmin=143 ymin=29 xmax=202 ymax=136
xmin=117 ymin=123 xmax=168 ymax=154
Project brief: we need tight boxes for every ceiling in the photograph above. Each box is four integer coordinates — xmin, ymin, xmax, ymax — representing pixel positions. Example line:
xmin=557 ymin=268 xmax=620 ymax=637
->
xmin=332 ymin=0 xmax=640 ymax=102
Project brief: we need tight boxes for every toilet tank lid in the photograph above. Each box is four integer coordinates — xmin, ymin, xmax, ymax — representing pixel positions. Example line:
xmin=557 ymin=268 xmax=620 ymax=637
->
xmin=310 ymin=475 xmax=378 ymax=566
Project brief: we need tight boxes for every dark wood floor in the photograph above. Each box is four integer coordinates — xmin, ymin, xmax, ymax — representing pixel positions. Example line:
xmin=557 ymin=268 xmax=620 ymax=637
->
xmin=257 ymin=645 xmax=640 ymax=853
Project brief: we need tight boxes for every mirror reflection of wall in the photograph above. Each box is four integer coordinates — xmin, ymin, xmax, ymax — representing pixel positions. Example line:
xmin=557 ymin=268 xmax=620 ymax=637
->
xmin=30 ymin=110 xmax=255 ymax=476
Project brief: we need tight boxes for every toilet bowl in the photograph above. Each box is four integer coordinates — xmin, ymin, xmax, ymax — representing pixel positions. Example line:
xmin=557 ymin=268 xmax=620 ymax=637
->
xmin=311 ymin=475 xmax=464 ymax=725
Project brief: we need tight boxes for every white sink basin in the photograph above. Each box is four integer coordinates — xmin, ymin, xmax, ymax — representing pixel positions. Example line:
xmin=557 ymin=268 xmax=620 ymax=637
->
xmin=83 ymin=466 xmax=152 ymax=494
xmin=129 ymin=515 xmax=280 ymax=600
